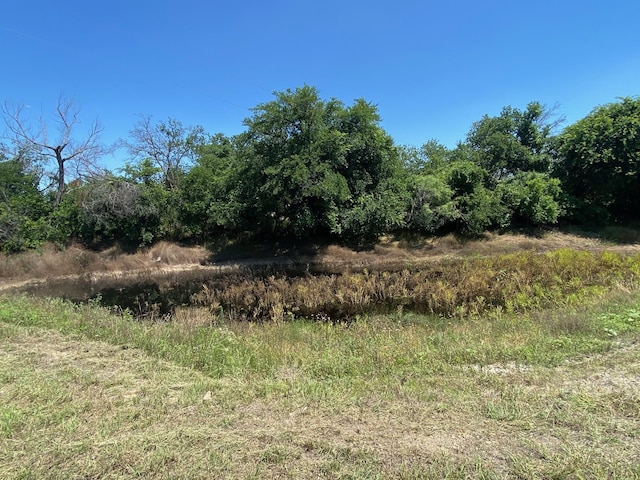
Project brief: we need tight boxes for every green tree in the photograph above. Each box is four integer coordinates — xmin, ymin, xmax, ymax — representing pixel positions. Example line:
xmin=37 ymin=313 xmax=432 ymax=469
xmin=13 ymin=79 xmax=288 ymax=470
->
xmin=60 ymin=175 xmax=163 ymax=247
xmin=556 ymin=97 xmax=640 ymax=222
xmin=401 ymin=140 xmax=452 ymax=175
xmin=333 ymin=97 xmax=407 ymax=240
xmin=179 ymin=134 xmax=241 ymax=239
xmin=118 ymin=159 xmax=177 ymax=242
xmin=445 ymin=159 xmax=509 ymax=234
xmin=0 ymin=155 xmax=52 ymax=251
xmin=453 ymin=103 xmax=563 ymax=232
xmin=400 ymin=142 xmax=460 ymax=233
xmin=497 ymin=172 xmax=562 ymax=226
xmin=236 ymin=86 xmax=404 ymax=241
xmin=405 ymin=173 xmax=458 ymax=233
xmin=467 ymin=102 xmax=562 ymax=181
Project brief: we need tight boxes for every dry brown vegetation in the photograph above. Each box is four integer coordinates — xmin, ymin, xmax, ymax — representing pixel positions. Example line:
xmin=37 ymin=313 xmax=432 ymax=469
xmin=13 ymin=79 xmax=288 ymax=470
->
xmin=2 ymin=230 xmax=639 ymax=291
xmin=0 ymin=241 xmax=208 ymax=286
xmin=190 ymin=247 xmax=640 ymax=323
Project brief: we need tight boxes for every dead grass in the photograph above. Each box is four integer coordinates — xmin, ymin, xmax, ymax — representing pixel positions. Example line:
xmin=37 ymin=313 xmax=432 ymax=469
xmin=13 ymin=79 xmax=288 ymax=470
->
xmin=187 ymin=249 xmax=640 ymax=322
xmin=300 ymin=230 xmax=640 ymax=271
xmin=2 ymin=231 xmax=639 ymax=291
xmin=0 ymin=241 xmax=208 ymax=284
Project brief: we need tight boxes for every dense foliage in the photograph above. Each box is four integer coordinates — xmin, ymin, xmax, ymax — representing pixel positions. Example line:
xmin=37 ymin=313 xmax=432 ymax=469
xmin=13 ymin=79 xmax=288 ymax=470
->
xmin=555 ymin=97 xmax=640 ymax=222
xmin=233 ymin=86 xmax=404 ymax=241
xmin=1 ymin=90 xmax=639 ymax=251
xmin=0 ymin=156 xmax=52 ymax=251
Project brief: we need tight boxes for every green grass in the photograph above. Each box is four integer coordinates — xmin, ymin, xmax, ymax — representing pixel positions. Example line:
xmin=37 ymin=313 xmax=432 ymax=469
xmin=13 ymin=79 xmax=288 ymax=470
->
xmin=2 ymin=285 xmax=640 ymax=478
xmin=1 ymin=288 xmax=636 ymax=385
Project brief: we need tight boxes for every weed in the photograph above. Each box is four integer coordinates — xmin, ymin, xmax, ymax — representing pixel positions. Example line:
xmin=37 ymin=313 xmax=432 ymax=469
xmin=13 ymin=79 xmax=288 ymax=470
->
xmin=189 ymin=250 xmax=640 ymax=322
xmin=600 ymin=307 xmax=640 ymax=337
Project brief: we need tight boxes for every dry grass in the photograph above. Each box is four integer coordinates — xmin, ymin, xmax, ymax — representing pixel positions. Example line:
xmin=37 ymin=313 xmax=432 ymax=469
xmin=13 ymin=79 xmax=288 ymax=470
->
xmin=0 ymin=241 xmax=208 ymax=284
xmin=190 ymin=249 xmax=640 ymax=322
xmin=4 ymin=230 xmax=640 ymax=324
xmin=3 ymin=230 xmax=638 ymax=289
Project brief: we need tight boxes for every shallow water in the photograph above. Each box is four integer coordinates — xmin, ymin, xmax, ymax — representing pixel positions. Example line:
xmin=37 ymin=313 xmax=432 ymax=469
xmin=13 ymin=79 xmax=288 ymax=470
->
xmin=13 ymin=264 xmax=319 ymax=319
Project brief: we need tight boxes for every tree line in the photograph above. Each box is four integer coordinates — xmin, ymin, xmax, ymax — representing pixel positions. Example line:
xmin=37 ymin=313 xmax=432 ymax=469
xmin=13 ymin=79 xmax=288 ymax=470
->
xmin=1 ymin=87 xmax=639 ymax=252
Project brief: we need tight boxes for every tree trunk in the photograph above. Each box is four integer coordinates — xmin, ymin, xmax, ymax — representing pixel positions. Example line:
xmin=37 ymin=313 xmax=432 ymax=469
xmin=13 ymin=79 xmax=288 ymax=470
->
xmin=54 ymin=146 xmax=65 ymax=207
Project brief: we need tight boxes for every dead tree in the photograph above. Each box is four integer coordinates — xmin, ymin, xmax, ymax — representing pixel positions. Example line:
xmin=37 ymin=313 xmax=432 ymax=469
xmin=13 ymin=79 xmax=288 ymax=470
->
xmin=2 ymin=95 xmax=107 ymax=206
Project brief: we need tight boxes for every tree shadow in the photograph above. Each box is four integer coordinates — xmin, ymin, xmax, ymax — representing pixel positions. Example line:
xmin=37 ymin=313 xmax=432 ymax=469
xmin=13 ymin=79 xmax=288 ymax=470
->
xmin=556 ymin=223 xmax=640 ymax=245
xmin=204 ymin=233 xmax=325 ymax=264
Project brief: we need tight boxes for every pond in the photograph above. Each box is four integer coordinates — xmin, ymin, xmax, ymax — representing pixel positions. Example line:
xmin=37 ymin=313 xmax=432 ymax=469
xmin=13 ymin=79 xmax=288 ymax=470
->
xmin=10 ymin=262 xmax=346 ymax=321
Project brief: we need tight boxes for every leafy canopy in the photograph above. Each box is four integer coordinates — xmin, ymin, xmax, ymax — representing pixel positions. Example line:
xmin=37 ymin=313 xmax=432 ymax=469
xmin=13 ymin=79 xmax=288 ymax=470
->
xmin=235 ymin=85 xmax=403 ymax=240
xmin=557 ymin=97 xmax=640 ymax=222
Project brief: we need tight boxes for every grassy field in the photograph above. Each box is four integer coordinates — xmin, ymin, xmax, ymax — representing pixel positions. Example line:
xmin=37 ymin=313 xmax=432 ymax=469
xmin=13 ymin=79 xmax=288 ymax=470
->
xmin=1 ymin=281 xmax=640 ymax=478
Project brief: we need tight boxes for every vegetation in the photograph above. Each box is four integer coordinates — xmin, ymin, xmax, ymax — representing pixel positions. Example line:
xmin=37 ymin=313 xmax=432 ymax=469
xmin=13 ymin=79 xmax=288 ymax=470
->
xmin=191 ymin=250 xmax=640 ymax=322
xmin=1 ymin=90 xmax=639 ymax=251
xmin=0 ymin=156 xmax=52 ymax=252
xmin=2 ymin=87 xmax=640 ymax=477
xmin=555 ymin=97 xmax=640 ymax=223
xmin=2 ymin=277 xmax=640 ymax=478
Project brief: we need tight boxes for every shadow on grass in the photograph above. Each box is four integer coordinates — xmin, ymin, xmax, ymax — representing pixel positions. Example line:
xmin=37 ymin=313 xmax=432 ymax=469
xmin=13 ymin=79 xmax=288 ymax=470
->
xmin=557 ymin=223 xmax=640 ymax=245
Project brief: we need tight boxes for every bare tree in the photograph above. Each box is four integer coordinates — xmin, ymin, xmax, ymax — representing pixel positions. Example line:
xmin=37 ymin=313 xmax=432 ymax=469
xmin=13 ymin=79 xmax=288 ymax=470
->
xmin=124 ymin=115 xmax=205 ymax=190
xmin=2 ymin=95 xmax=108 ymax=206
xmin=79 ymin=178 xmax=149 ymax=221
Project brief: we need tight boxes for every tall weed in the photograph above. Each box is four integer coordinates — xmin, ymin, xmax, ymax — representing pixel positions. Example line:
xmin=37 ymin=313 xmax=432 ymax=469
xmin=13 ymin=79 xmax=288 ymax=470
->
xmin=192 ymin=250 xmax=640 ymax=322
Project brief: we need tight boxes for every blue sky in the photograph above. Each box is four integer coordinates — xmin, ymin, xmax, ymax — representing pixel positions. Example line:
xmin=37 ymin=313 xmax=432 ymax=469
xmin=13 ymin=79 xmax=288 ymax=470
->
xmin=2 ymin=0 xmax=639 ymax=170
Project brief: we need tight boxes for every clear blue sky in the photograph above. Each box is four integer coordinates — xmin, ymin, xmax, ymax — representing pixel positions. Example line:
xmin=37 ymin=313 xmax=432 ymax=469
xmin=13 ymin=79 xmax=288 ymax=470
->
xmin=2 ymin=0 xmax=639 ymax=170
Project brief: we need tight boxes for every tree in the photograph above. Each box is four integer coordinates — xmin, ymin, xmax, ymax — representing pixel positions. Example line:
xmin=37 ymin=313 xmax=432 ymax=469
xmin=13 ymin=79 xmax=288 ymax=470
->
xmin=556 ymin=97 xmax=640 ymax=222
xmin=124 ymin=116 xmax=205 ymax=190
xmin=400 ymin=140 xmax=452 ymax=175
xmin=445 ymin=159 xmax=509 ymax=234
xmin=179 ymin=134 xmax=241 ymax=238
xmin=497 ymin=172 xmax=562 ymax=226
xmin=235 ymin=86 xmax=404 ymax=241
xmin=449 ymin=104 xmax=564 ymax=232
xmin=0 ymin=155 xmax=52 ymax=251
xmin=236 ymin=86 xmax=347 ymax=237
xmin=466 ymin=102 xmax=563 ymax=181
xmin=400 ymin=142 xmax=459 ymax=233
xmin=403 ymin=172 xmax=458 ymax=233
xmin=332 ymin=97 xmax=407 ymax=240
xmin=2 ymin=96 xmax=108 ymax=206
xmin=117 ymin=158 xmax=180 ymax=242
xmin=72 ymin=176 xmax=162 ymax=246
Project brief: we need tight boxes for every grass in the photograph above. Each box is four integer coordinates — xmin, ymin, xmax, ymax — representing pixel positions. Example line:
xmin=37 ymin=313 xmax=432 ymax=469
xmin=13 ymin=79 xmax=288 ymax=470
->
xmin=1 ymin=233 xmax=640 ymax=478
xmin=3 ymin=229 xmax=638 ymax=286
xmin=2 ymin=285 xmax=640 ymax=478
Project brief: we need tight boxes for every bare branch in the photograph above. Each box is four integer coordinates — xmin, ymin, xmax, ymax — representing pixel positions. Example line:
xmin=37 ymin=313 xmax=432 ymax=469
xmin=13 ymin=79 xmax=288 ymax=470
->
xmin=1 ymin=95 xmax=108 ymax=206
xmin=539 ymin=102 xmax=566 ymax=133
xmin=124 ymin=115 xmax=204 ymax=189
